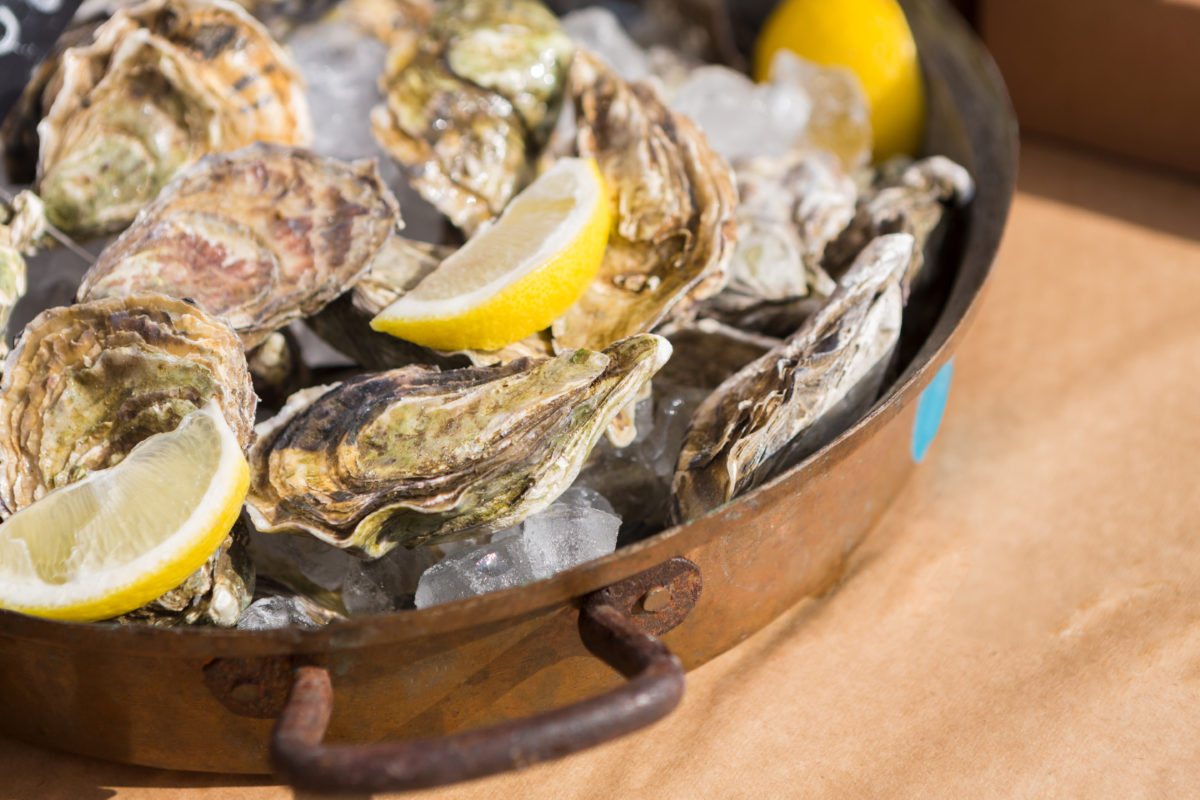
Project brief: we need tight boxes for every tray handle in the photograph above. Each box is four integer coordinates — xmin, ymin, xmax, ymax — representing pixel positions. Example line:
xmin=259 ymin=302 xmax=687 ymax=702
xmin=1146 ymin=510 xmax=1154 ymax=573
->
xmin=271 ymin=557 xmax=701 ymax=794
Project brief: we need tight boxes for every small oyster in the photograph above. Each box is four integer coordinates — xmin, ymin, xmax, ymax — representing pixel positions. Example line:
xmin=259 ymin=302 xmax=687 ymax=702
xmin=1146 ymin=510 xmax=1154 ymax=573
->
xmin=246 ymin=334 xmax=671 ymax=555
xmin=0 ymin=226 xmax=29 ymax=362
xmin=552 ymin=50 xmax=738 ymax=351
xmin=370 ymin=0 xmax=574 ymax=233
xmin=9 ymin=0 xmax=312 ymax=236
xmin=704 ymin=151 xmax=854 ymax=331
xmin=114 ymin=517 xmax=254 ymax=626
xmin=672 ymin=234 xmax=913 ymax=522
xmin=78 ymin=144 xmax=401 ymax=349
xmin=825 ymin=156 xmax=975 ymax=292
xmin=0 ymin=293 xmax=255 ymax=513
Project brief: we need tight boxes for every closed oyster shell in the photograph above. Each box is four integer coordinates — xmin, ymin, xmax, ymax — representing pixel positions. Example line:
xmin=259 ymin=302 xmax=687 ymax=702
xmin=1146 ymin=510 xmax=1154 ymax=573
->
xmin=825 ymin=155 xmax=975 ymax=293
xmin=246 ymin=334 xmax=671 ymax=555
xmin=370 ymin=0 xmax=573 ymax=234
xmin=78 ymin=144 xmax=401 ymax=349
xmin=704 ymin=151 xmax=854 ymax=331
xmin=0 ymin=293 xmax=255 ymax=514
xmin=672 ymin=234 xmax=913 ymax=522
xmin=18 ymin=0 xmax=312 ymax=236
xmin=552 ymin=50 xmax=738 ymax=351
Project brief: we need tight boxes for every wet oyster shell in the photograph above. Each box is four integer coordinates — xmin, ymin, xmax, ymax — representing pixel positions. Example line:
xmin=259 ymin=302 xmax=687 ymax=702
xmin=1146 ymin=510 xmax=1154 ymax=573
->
xmin=825 ymin=156 xmax=975 ymax=293
xmin=0 ymin=293 xmax=255 ymax=513
xmin=672 ymin=234 xmax=913 ymax=523
xmin=370 ymin=0 xmax=573 ymax=234
xmin=246 ymin=334 xmax=671 ymax=555
xmin=78 ymin=144 xmax=401 ymax=350
xmin=552 ymin=50 xmax=738 ymax=351
xmin=16 ymin=0 xmax=312 ymax=236
xmin=0 ymin=228 xmax=28 ymax=362
xmin=114 ymin=516 xmax=254 ymax=627
xmin=704 ymin=151 xmax=853 ymax=331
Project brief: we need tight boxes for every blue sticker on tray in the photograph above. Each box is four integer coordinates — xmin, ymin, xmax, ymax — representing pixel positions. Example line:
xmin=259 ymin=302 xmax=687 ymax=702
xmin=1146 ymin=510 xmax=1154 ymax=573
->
xmin=911 ymin=358 xmax=953 ymax=463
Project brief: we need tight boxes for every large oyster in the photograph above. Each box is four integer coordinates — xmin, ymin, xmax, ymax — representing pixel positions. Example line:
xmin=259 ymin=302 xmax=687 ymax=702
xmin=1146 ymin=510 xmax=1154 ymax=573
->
xmin=672 ymin=234 xmax=913 ymax=522
xmin=246 ymin=334 xmax=671 ymax=555
xmin=551 ymin=50 xmax=738 ymax=351
xmin=78 ymin=144 xmax=400 ymax=349
xmin=370 ymin=0 xmax=574 ymax=234
xmin=0 ymin=293 xmax=255 ymax=513
xmin=6 ymin=0 xmax=312 ymax=237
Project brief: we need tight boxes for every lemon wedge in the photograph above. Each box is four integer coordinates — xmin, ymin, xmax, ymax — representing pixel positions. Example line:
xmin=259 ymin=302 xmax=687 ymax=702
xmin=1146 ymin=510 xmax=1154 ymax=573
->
xmin=0 ymin=401 xmax=249 ymax=622
xmin=754 ymin=0 xmax=925 ymax=160
xmin=371 ymin=156 xmax=612 ymax=351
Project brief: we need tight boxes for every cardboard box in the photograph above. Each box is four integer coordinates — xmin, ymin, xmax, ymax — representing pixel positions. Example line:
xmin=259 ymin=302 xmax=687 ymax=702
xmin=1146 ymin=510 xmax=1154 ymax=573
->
xmin=980 ymin=0 xmax=1200 ymax=176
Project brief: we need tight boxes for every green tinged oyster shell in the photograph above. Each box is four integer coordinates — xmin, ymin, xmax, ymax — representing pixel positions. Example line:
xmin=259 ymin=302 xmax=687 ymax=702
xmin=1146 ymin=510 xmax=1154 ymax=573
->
xmin=246 ymin=334 xmax=671 ymax=555
xmin=0 ymin=293 xmax=255 ymax=514
xmin=78 ymin=144 xmax=401 ymax=350
xmin=370 ymin=0 xmax=573 ymax=234
xmin=24 ymin=0 xmax=312 ymax=237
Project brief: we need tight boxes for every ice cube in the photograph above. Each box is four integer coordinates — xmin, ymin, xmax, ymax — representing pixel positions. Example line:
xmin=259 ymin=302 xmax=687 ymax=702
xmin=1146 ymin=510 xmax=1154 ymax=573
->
xmin=342 ymin=546 xmax=441 ymax=615
xmin=669 ymin=65 xmax=812 ymax=164
xmin=247 ymin=528 xmax=357 ymax=592
xmin=236 ymin=596 xmax=323 ymax=630
xmin=521 ymin=503 xmax=620 ymax=579
xmin=561 ymin=8 xmax=652 ymax=81
xmin=414 ymin=536 xmax=536 ymax=608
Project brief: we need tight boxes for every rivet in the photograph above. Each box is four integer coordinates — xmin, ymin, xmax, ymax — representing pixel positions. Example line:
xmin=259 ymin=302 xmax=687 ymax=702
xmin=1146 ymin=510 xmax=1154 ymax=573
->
xmin=639 ymin=586 xmax=670 ymax=613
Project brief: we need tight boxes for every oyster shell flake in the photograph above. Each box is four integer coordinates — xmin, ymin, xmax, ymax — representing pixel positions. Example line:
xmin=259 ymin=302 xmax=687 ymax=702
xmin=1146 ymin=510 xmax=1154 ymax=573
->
xmin=672 ymin=234 xmax=913 ymax=523
xmin=370 ymin=0 xmax=574 ymax=234
xmin=78 ymin=143 xmax=401 ymax=350
xmin=552 ymin=50 xmax=738 ymax=352
xmin=0 ymin=293 xmax=255 ymax=513
xmin=21 ymin=0 xmax=313 ymax=237
xmin=246 ymin=334 xmax=671 ymax=555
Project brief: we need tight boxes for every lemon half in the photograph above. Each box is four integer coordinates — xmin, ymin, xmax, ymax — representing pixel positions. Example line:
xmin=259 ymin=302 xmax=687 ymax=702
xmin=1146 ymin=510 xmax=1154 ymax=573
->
xmin=371 ymin=156 xmax=612 ymax=352
xmin=0 ymin=402 xmax=249 ymax=622
xmin=754 ymin=0 xmax=926 ymax=160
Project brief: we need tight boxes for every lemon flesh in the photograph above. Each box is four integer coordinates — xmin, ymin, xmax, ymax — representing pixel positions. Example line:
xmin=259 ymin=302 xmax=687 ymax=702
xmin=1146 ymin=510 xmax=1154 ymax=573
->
xmin=0 ymin=402 xmax=249 ymax=622
xmin=371 ymin=157 xmax=612 ymax=352
xmin=754 ymin=0 xmax=925 ymax=161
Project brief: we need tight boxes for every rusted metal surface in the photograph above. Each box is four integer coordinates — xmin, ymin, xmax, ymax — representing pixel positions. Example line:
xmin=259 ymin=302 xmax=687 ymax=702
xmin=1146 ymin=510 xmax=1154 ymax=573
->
xmin=588 ymin=557 xmax=702 ymax=637
xmin=272 ymin=589 xmax=686 ymax=794
xmin=0 ymin=0 xmax=1017 ymax=775
xmin=203 ymin=656 xmax=296 ymax=719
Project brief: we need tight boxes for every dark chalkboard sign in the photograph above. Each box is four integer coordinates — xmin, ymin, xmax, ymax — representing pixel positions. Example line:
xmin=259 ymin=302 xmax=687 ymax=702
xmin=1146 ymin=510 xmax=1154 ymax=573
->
xmin=0 ymin=0 xmax=85 ymax=124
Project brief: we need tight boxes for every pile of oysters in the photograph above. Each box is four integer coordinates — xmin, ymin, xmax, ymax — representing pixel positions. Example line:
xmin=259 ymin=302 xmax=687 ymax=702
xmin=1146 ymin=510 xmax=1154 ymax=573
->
xmin=0 ymin=0 xmax=973 ymax=627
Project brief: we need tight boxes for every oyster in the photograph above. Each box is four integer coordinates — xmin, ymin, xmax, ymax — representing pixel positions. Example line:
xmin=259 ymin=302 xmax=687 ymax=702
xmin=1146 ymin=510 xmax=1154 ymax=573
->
xmin=0 ymin=234 xmax=26 ymax=363
xmin=78 ymin=144 xmax=401 ymax=350
xmin=704 ymin=151 xmax=854 ymax=333
xmin=672 ymin=234 xmax=913 ymax=522
xmin=370 ymin=0 xmax=574 ymax=233
xmin=825 ymin=156 xmax=975 ymax=293
xmin=7 ymin=0 xmax=312 ymax=237
xmin=339 ymin=0 xmax=434 ymax=50
xmin=0 ymin=293 xmax=255 ymax=514
xmin=115 ymin=517 xmax=254 ymax=626
xmin=552 ymin=50 xmax=738 ymax=351
xmin=246 ymin=334 xmax=671 ymax=555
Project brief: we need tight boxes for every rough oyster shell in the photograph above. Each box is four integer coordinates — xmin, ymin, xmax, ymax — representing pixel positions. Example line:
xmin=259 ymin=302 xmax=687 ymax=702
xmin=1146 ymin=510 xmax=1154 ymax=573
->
xmin=370 ymin=0 xmax=573 ymax=234
xmin=78 ymin=144 xmax=401 ymax=350
xmin=672 ymin=234 xmax=913 ymax=522
xmin=246 ymin=334 xmax=671 ymax=555
xmin=0 ymin=227 xmax=28 ymax=363
xmin=704 ymin=151 xmax=854 ymax=332
xmin=14 ymin=0 xmax=312 ymax=236
xmin=0 ymin=293 xmax=255 ymax=514
xmin=825 ymin=156 xmax=975 ymax=293
xmin=552 ymin=50 xmax=738 ymax=351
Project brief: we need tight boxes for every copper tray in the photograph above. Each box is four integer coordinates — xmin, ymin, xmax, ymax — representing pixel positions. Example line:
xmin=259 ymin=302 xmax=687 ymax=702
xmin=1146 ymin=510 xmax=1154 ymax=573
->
xmin=0 ymin=0 xmax=1017 ymax=792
